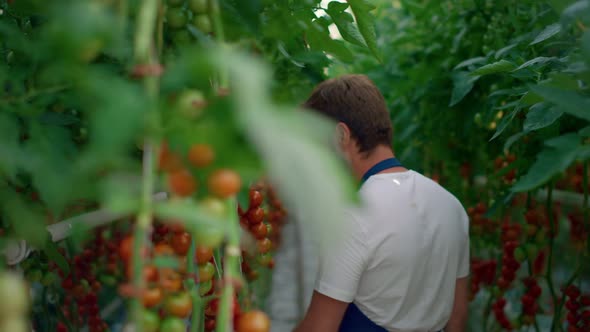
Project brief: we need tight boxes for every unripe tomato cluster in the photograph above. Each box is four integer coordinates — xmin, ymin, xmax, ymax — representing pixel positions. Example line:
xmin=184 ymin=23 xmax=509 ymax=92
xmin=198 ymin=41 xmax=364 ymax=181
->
xmin=165 ymin=0 xmax=212 ymax=47
xmin=564 ymin=285 xmax=590 ymax=332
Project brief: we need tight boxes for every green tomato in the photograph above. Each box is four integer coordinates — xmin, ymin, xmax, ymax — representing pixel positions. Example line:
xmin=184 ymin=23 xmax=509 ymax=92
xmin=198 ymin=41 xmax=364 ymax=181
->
xmin=0 ymin=272 xmax=30 ymax=319
xmin=176 ymin=89 xmax=206 ymax=118
xmin=189 ymin=0 xmax=208 ymax=14
xmin=193 ymin=14 xmax=212 ymax=34
xmin=199 ymin=279 xmax=213 ymax=296
xmin=166 ymin=8 xmax=188 ymax=29
xmin=160 ymin=317 xmax=186 ymax=332
xmin=194 ymin=226 xmax=224 ymax=248
xmin=171 ymin=29 xmax=193 ymax=46
xmin=200 ymin=197 xmax=227 ymax=219
xmin=514 ymin=247 xmax=526 ymax=263
xmin=142 ymin=309 xmax=160 ymax=332
xmin=198 ymin=262 xmax=216 ymax=283
xmin=525 ymin=243 xmax=538 ymax=260
xmin=257 ymin=252 xmax=272 ymax=266
xmin=168 ymin=0 xmax=185 ymax=7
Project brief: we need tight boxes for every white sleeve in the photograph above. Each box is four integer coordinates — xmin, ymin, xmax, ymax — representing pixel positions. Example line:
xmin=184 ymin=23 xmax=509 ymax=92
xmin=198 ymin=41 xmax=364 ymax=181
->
xmin=457 ymin=211 xmax=470 ymax=278
xmin=314 ymin=212 xmax=369 ymax=303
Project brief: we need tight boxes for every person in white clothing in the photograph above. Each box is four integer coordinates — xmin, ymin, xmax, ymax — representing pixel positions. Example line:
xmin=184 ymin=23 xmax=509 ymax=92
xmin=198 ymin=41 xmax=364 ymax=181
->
xmin=294 ymin=75 xmax=470 ymax=332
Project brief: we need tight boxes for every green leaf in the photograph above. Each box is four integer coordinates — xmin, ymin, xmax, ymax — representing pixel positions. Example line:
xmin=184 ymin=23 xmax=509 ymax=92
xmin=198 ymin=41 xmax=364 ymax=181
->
xmin=450 ymin=71 xmax=480 ymax=106
xmin=582 ymin=31 xmax=590 ymax=59
xmin=530 ymin=23 xmax=562 ymax=45
xmin=326 ymin=1 xmax=366 ymax=47
xmin=579 ymin=126 xmax=590 ymax=137
xmin=154 ymin=199 xmax=228 ymax=233
xmin=347 ymin=0 xmax=381 ymax=62
xmin=454 ymin=57 xmax=488 ymax=70
xmin=38 ymin=112 xmax=80 ymax=126
xmin=512 ymin=134 xmax=582 ymax=192
xmin=513 ymin=57 xmax=558 ymax=71
xmin=44 ymin=242 xmax=70 ymax=275
xmin=471 ymin=60 xmax=516 ymax=76
xmin=529 ymin=85 xmax=590 ymax=122
xmin=523 ymin=102 xmax=563 ymax=132
xmin=490 ymin=107 xmax=521 ymax=141
xmin=495 ymin=43 xmax=519 ymax=59
xmin=0 ymin=113 xmax=20 ymax=180
xmin=0 ymin=193 xmax=48 ymax=248
xmin=306 ymin=21 xmax=354 ymax=62
xmin=504 ymin=132 xmax=527 ymax=152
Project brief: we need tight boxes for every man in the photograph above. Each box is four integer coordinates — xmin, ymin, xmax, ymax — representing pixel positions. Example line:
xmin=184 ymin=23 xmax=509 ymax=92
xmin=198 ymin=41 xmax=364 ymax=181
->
xmin=294 ymin=75 xmax=469 ymax=332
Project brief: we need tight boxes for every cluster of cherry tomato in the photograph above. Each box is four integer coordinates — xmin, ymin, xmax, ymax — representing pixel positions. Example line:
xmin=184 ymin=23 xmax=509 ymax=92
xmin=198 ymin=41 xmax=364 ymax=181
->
xmin=567 ymin=210 xmax=589 ymax=251
xmin=466 ymin=202 xmax=494 ymax=235
xmin=520 ymin=277 xmax=542 ymax=323
xmin=160 ymin=141 xmax=241 ymax=201
xmin=557 ymin=163 xmax=589 ymax=194
xmin=118 ymin=223 xmax=215 ymax=332
xmin=492 ymin=297 xmax=512 ymax=330
xmin=494 ymin=154 xmax=517 ymax=185
xmin=564 ymin=285 xmax=590 ymax=332
xmin=165 ymin=0 xmax=212 ymax=46
xmin=469 ymin=258 xmax=496 ymax=301
xmin=496 ymin=240 xmax=520 ymax=291
xmin=239 ymin=188 xmax=275 ymax=281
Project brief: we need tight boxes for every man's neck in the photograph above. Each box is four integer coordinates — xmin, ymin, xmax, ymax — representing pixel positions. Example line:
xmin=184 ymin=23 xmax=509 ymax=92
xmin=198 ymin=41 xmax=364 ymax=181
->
xmin=351 ymin=145 xmax=403 ymax=181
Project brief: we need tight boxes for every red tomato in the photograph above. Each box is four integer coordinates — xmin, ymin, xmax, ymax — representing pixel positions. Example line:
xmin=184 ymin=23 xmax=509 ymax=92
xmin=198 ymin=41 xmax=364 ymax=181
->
xmin=171 ymin=232 xmax=192 ymax=256
xmin=249 ymin=190 xmax=263 ymax=208
xmin=257 ymin=238 xmax=272 ymax=254
xmin=168 ymin=169 xmax=196 ymax=197
xmin=188 ymin=144 xmax=215 ymax=168
xmin=208 ymin=169 xmax=242 ymax=198
xmin=198 ymin=262 xmax=216 ymax=283
xmin=164 ymin=291 xmax=193 ymax=318
xmin=142 ymin=287 xmax=163 ymax=308
xmin=236 ymin=310 xmax=271 ymax=332
xmin=250 ymin=222 xmax=268 ymax=239
xmin=195 ymin=246 xmax=214 ymax=265
xmin=247 ymin=207 xmax=264 ymax=225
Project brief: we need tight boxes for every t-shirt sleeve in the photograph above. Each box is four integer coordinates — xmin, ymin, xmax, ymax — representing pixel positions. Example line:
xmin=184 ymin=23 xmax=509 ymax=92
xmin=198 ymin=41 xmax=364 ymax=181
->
xmin=314 ymin=212 xmax=369 ymax=303
xmin=457 ymin=210 xmax=470 ymax=278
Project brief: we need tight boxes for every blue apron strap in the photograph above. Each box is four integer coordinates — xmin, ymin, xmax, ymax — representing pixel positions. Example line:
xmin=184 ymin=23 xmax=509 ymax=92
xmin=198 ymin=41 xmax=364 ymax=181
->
xmin=361 ymin=158 xmax=403 ymax=184
xmin=339 ymin=303 xmax=388 ymax=332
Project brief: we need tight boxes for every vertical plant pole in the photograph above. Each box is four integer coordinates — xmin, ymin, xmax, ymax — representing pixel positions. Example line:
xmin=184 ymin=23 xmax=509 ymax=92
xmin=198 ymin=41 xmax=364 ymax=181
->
xmin=216 ymin=198 xmax=242 ymax=332
xmin=187 ymin=238 xmax=204 ymax=332
xmin=130 ymin=0 xmax=161 ymax=329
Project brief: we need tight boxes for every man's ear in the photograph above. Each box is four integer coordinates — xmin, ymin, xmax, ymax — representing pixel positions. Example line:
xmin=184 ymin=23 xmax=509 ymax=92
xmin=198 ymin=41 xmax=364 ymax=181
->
xmin=336 ymin=122 xmax=351 ymax=146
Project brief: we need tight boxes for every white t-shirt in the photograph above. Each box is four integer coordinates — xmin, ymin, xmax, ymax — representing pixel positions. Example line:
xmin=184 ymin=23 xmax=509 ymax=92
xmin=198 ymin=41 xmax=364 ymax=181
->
xmin=314 ymin=170 xmax=470 ymax=332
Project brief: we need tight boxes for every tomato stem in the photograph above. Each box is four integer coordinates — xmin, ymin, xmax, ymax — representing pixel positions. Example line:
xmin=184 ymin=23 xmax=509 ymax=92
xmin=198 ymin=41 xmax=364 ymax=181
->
xmin=208 ymin=0 xmax=228 ymax=90
xmin=130 ymin=0 xmax=160 ymax=330
xmin=187 ymin=239 xmax=204 ymax=332
xmin=545 ymin=182 xmax=558 ymax=331
xmin=215 ymin=198 xmax=241 ymax=332
xmin=583 ymin=161 xmax=589 ymax=255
